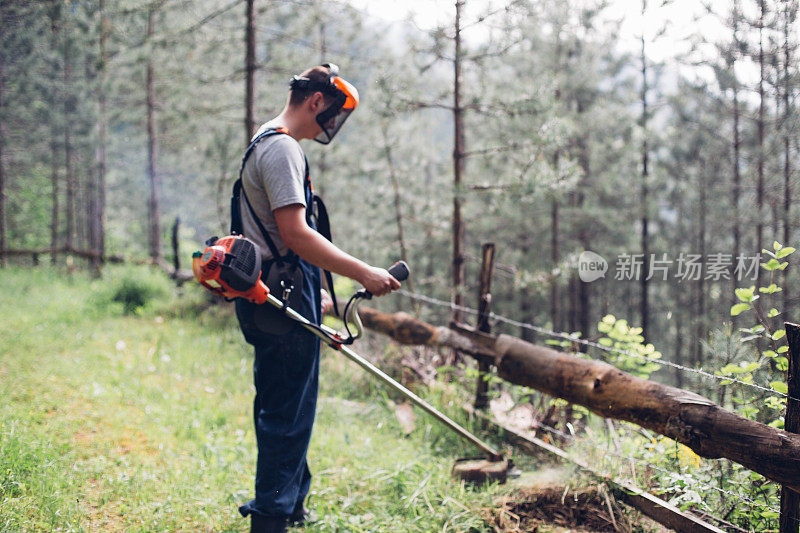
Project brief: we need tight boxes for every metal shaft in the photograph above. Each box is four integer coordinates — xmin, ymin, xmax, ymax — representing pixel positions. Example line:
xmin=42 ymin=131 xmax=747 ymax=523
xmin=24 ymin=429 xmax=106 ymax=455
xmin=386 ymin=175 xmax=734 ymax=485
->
xmin=267 ymin=293 xmax=501 ymax=460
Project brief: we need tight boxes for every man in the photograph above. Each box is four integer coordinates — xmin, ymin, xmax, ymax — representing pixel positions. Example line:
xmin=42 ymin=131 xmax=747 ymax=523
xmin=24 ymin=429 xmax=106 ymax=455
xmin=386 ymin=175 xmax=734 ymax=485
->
xmin=233 ymin=64 xmax=400 ymax=533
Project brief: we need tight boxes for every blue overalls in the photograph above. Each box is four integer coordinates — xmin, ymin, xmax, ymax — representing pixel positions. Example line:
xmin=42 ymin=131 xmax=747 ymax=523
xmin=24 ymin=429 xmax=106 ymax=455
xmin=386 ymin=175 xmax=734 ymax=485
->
xmin=232 ymin=129 xmax=323 ymax=520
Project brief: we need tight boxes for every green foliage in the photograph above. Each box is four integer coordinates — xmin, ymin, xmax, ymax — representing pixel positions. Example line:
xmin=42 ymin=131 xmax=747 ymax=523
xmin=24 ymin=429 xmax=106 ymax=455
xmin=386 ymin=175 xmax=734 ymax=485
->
xmin=543 ymin=330 xmax=583 ymax=349
xmin=596 ymin=314 xmax=662 ymax=378
xmin=717 ymin=241 xmax=795 ymax=406
xmin=105 ymin=266 xmax=172 ymax=314
xmin=722 ymin=242 xmax=794 ymax=417
xmin=543 ymin=314 xmax=663 ymax=379
xmin=0 ymin=418 xmax=84 ymax=530
xmin=638 ymin=432 xmax=781 ymax=529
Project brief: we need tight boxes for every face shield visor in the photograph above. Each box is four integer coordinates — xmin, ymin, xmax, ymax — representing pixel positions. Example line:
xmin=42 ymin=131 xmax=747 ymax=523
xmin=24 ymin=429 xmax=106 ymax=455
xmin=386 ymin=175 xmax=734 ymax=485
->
xmin=290 ymin=64 xmax=360 ymax=145
xmin=314 ymin=76 xmax=359 ymax=144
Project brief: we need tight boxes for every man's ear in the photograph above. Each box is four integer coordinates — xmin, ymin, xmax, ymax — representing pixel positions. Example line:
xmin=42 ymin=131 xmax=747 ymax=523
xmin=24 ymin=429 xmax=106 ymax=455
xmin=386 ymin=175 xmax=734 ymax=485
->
xmin=308 ymin=91 xmax=325 ymax=113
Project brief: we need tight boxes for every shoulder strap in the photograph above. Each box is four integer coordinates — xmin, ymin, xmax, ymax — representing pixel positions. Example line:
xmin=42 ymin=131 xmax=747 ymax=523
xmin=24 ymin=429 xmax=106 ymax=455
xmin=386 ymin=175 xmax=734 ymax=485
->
xmin=231 ymin=127 xmax=290 ymax=263
xmin=310 ymin=193 xmax=340 ymax=316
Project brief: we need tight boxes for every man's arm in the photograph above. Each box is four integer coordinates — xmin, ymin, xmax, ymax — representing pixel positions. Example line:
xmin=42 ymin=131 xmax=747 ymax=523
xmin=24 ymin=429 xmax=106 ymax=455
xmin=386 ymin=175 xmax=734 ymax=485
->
xmin=274 ymin=204 xmax=400 ymax=297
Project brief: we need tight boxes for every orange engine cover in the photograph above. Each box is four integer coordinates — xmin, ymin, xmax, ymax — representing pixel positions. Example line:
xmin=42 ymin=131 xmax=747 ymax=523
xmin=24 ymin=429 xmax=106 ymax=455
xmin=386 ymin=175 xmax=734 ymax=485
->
xmin=192 ymin=235 xmax=270 ymax=305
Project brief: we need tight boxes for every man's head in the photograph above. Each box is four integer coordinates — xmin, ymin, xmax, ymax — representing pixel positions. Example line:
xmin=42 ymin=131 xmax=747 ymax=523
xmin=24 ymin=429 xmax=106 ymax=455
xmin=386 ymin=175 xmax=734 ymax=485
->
xmin=288 ymin=65 xmax=335 ymax=108
xmin=287 ymin=63 xmax=359 ymax=144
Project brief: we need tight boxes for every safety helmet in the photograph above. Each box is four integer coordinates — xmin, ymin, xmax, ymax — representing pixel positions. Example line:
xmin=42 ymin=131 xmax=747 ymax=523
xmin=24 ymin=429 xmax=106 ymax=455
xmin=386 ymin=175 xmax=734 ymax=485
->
xmin=290 ymin=63 xmax=359 ymax=144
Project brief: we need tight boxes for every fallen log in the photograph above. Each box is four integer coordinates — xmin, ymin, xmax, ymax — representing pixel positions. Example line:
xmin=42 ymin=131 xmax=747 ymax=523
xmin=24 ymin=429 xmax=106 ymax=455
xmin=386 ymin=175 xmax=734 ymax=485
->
xmin=4 ymin=246 xmax=123 ymax=263
xmin=359 ymin=308 xmax=496 ymax=363
xmin=359 ymin=306 xmax=800 ymax=492
xmin=3 ymin=247 xmax=193 ymax=282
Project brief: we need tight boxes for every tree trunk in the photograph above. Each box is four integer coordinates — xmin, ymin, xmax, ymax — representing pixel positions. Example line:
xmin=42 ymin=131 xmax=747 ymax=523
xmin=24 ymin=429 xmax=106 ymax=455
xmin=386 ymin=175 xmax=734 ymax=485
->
xmin=244 ymin=0 xmax=256 ymax=145
xmin=756 ymin=0 xmax=766 ymax=284
xmin=83 ymin=155 xmax=93 ymax=256
xmin=568 ymin=272 xmax=577 ymax=333
xmin=146 ymin=8 xmax=161 ymax=262
xmin=782 ymin=1 xmax=792 ymax=313
xmin=0 ymin=20 xmax=6 ymax=268
xmin=358 ymin=307 xmax=800 ymax=491
xmin=640 ymin=19 xmax=650 ymax=337
xmin=451 ymin=0 xmax=466 ymax=326
xmin=550 ymin=200 xmax=560 ymax=331
xmin=772 ymin=194 xmax=780 ymax=240
xmin=577 ymin=268 xmax=590 ymax=338
xmin=64 ymin=25 xmax=74 ymax=254
xmin=316 ymin=17 xmax=328 ymax=196
xmin=94 ymin=0 xmax=108 ymax=268
xmin=694 ymin=160 xmax=707 ymax=366
xmin=577 ymin=104 xmax=591 ymax=338
xmin=85 ymin=45 xmax=97 ymax=269
xmin=381 ymin=123 xmax=415 ymax=295
xmin=550 ymin=36 xmax=563 ymax=334
xmin=474 ymin=243 xmax=495 ymax=409
xmin=171 ymin=217 xmax=180 ymax=276
xmin=567 ymin=107 xmax=583 ymax=335
xmin=674 ymin=284 xmax=684 ymax=389
xmin=49 ymin=1 xmax=61 ymax=265
xmin=731 ymin=0 xmax=741 ymax=315
xmin=520 ymin=239 xmax=534 ymax=342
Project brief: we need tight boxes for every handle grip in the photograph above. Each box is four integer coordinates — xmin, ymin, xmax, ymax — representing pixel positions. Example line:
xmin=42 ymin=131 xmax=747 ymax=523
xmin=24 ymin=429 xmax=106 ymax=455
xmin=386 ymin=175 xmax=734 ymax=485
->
xmin=361 ymin=261 xmax=410 ymax=300
xmin=388 ymin=261 xmax=409 ymax=282
xmin=343 ymin=261 xmax=409 ymax=341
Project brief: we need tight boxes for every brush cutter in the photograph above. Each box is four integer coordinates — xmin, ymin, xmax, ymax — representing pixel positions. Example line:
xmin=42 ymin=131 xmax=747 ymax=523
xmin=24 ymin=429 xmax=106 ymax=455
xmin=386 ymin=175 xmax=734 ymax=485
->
xmin=193 ymin=234 xmax=511 ymax=483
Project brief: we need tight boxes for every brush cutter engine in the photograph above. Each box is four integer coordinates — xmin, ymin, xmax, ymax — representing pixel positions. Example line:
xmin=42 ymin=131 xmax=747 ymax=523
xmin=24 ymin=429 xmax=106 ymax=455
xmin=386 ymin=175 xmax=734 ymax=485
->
xmin=192 ymin=235 xmax=269 ymax=304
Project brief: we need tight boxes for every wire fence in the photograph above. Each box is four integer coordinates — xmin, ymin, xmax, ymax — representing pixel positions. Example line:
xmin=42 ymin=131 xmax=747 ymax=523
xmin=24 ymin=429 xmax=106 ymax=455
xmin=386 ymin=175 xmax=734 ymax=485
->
xmin=395 ymin=288 xmax=798 ymax=403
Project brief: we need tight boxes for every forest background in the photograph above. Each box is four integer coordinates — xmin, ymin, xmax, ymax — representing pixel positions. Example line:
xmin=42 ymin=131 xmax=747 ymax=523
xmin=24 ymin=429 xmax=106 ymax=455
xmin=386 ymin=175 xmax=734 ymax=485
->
xmin=1 ymin=0 xmax=799 ymax=529
xmin=3 ymin=0 xmax=799 ymax=386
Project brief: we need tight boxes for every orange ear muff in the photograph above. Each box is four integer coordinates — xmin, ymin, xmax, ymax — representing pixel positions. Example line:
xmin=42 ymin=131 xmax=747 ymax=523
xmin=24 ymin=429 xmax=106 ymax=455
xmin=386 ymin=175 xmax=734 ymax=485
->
xmin=333 ymin=77 xmax=359 ymax=111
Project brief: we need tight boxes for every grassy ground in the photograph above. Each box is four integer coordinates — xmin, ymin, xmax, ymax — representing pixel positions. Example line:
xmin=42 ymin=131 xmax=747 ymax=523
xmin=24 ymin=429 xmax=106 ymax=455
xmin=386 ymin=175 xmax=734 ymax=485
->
xmin=0 ymin=265 xmax=522 ymax=532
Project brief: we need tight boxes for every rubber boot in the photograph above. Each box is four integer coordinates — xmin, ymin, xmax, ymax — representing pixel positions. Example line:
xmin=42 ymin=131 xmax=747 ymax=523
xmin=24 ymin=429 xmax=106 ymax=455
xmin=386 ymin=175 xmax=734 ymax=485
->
xmin=250 ymin=513 xmax=288 ymax=533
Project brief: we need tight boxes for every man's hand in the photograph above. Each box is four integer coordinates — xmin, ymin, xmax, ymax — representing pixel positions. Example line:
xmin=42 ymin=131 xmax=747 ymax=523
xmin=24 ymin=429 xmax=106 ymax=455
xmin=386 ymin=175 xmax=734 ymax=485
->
xmin=359 ymin=266 xmax=401 ymax=297
xmin=320 ymin=288 xmax=334 ymax=314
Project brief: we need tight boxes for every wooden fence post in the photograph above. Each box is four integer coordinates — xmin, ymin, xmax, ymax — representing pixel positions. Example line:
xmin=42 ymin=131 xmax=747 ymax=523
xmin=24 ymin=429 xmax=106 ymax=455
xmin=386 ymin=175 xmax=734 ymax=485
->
xmin=474 ymin=243 xmax=495 ymax=409
xmin=171 ymin=217 xmax=180 ymax=280
xmin=780 ymin=322 xmax=800 ymax=532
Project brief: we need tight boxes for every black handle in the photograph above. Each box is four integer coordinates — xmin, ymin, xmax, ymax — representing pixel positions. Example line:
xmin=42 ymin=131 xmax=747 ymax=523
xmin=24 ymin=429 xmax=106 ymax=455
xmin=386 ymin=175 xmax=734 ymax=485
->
xmin=388 ymin=261 xmax=409 ymax=282
xmin=360 ymin=261 xmax=410 ymax=299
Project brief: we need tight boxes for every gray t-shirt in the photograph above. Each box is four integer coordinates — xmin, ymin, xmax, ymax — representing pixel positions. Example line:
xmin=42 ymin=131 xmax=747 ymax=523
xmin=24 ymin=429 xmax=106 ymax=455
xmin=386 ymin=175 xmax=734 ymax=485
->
xmin=239 ymin=125 xmax=307 ymax=260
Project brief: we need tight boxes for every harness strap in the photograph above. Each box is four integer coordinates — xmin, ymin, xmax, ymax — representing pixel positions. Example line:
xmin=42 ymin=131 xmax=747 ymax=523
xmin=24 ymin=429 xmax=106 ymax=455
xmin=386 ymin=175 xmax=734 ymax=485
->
xmin=232 ymin=128 xmax=290 ymax=262
xmin=311 ymin=194 xmax=339 ymax=316
xmin=236 ymin=179 xmax=284 ymax=262
xmin=231 ymin=127 xmax=340 ymax=316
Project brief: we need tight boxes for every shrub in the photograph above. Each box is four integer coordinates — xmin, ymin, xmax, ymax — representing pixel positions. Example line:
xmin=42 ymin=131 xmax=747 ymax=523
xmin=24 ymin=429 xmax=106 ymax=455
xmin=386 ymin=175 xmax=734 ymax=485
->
xmin=107 ymin=266 xmax=170 ymax=314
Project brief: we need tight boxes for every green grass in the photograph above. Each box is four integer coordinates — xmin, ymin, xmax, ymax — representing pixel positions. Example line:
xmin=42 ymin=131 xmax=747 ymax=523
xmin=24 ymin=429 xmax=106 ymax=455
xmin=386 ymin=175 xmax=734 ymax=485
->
xmin=0 ymin=265 xmax=514 ymax=532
